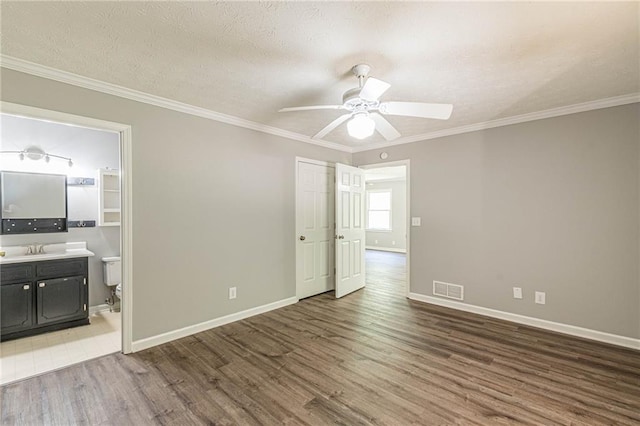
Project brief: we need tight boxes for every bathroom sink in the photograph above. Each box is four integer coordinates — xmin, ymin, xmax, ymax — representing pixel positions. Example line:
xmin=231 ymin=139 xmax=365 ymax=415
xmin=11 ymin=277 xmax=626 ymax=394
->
xmin=0 ymin=242 xmax=95 ymax=264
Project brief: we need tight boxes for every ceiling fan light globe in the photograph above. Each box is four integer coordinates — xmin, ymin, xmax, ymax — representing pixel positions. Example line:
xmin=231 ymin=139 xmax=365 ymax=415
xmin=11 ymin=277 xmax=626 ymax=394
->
xmin=347 ymin=114 xmax=375 ymax=140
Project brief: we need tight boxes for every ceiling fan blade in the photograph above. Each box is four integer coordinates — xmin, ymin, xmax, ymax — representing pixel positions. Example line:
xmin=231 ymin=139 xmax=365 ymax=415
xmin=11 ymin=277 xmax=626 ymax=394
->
xmin=279 ymin=105 xmax=343 ymax=112
xmin=359 ymin=77 xmax=391 ymax=101
xmin=370 ymin=113 xmax=401 ymax=141
xmin=313 ymin=114 xmax=352 ymax=139
xmin=379 ymin=102 xmax=453 ymax=120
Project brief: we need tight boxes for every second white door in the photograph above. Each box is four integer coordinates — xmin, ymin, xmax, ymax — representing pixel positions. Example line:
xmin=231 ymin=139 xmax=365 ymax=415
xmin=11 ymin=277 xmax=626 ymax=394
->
xmin=335 ymin=163 xmax=366 ymax=298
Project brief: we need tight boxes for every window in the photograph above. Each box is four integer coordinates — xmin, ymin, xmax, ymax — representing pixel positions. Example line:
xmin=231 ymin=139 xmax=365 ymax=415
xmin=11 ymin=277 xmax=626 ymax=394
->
xmin=366 ymin=189 xmax=392 ymax=230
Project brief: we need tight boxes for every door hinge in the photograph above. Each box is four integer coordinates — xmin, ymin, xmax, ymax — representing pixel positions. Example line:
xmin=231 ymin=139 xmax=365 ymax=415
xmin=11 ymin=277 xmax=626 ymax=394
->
xmin=83 ymin=278 xmax=87 ymax=285
xmin=83 ymin=304 xmax=87 ymax=311
xmin=334 ymin=267 xmax=336 ymax=275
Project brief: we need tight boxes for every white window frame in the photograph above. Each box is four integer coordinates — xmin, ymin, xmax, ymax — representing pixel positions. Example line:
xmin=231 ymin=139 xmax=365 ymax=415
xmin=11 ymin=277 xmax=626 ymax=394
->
xmin=366 ymin=188 xmax=392 ymax=231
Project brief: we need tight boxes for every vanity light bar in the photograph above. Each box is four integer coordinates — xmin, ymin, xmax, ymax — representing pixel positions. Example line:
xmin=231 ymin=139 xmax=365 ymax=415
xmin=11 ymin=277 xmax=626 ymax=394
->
xmin=0 ymin=147 xmax=73 ymax=167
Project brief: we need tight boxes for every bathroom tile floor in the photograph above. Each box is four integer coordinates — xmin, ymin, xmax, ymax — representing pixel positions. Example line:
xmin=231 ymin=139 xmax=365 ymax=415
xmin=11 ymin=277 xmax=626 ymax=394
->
xmin=0 ymin=309 xmax=121 ymax=385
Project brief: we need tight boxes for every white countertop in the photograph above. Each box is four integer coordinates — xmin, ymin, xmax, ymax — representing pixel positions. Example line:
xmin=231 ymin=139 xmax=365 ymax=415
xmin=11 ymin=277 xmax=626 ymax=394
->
xmin=0 ymin=242 xmax=95 ymax=264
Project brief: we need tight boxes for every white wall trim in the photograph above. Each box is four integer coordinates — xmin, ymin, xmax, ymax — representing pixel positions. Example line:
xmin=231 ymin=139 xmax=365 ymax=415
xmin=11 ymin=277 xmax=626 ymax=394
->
xmin=120 ymin=125 xmax=133 ymax=354
xmin=1 ymin=101 xmax=129 ymax=133
xmin=408 ymin=292 xmax=640 ymax=350
xmin=1 ymin=55 xmax=351 ymax=153
xmin=131 ymin=296 xmax=298 ymax=352
xmin=4 ymin=55 xmax=638 ymax=155
xmin=1 ymin=101 xmax=134 ymax=355
xmin=352 ymin=93 xmax=640 ymax=152
xmin=295 ymin=156 xmax=336 ymax=168
xmin=365 ymin=246 xmax=406 ymax=253
xmin=89 ymin=304 xmax=111 ymax=315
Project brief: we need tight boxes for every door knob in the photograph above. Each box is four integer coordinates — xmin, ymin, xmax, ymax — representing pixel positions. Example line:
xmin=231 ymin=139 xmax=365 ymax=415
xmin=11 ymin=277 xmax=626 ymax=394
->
xmin=299 ymin=235 xmax=306 ymax=241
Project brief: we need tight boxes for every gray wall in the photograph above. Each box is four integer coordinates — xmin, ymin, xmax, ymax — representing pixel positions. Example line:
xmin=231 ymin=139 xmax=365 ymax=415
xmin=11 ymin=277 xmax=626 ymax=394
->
xmin=365 ymin=180 xmax=407 ymax=251
xmin=0 ymin=115 xmax=120 ymax=306
xmin=354 ymin=104 xmax=640 ymax=339
xmin=0 ymin=68 xmax=349 ymax=341
xmin=3 ymin=67 xmax=637 ymax=342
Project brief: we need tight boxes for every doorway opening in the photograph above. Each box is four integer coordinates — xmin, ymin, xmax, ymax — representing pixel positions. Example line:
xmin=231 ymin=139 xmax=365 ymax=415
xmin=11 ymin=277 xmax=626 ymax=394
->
xmin=360 ymin=162 xmax=409 ymax=298
xmin=0 ymin=104 xmax=132 ymax=384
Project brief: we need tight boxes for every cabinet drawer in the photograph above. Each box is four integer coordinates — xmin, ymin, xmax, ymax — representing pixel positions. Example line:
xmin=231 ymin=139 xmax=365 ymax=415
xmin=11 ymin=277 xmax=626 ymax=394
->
xmin=0 ymin=263 xmax=35 ymax=284
xmin=36 ymin=258 xmax=87 ymax=279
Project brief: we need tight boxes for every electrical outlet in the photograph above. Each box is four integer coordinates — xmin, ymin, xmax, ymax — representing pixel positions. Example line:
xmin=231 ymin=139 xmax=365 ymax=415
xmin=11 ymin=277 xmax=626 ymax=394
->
xmin=535 ymin=291 xmax=546 ymax=304
xmin=392 ymin=241 xmax=396 ymax=246
xmin=375 ymin=239 xmax=378 ymax=244
xmin=229 ymin=287 xmax=237 ymax=300
xmin=513 ymin=287 xmax=522 ymax=299
xmin=411 ymin=217 xmax=421 ymax=226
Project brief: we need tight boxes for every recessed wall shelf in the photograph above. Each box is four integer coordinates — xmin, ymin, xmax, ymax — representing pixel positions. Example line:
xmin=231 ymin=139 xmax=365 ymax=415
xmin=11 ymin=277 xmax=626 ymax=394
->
xmin=98 ymin=169 xmax=120 ymax=227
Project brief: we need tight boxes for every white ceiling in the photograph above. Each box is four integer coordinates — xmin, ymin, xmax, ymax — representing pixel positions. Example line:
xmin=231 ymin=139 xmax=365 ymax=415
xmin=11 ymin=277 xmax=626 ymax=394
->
xmin=1 ymin=2 xmax=638 ymax=149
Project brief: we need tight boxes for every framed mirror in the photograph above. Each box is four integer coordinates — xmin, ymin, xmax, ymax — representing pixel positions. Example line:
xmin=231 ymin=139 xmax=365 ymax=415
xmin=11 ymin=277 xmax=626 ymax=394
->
xmin=0 ymin=171 xmax=68 ymax=234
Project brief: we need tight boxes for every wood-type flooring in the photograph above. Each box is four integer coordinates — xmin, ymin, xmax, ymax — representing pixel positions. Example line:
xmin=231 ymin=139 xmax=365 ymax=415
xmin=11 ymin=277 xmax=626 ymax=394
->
xmin=1 ymin=250 xmax=639 ymax=425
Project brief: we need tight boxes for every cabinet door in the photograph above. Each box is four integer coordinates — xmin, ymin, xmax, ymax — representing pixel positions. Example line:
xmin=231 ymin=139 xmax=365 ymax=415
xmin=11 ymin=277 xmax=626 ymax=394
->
xmin=1 ymin=282 xmax=33 ymax=334
xmin=36 ymin=276 xmax=86 ymax=325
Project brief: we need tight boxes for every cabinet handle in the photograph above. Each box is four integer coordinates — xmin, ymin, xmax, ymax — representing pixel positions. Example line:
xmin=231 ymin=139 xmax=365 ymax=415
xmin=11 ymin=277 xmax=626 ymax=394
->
xmin=23 ymin=285 xmax=30 ymax=290
xmin=38 ymin=282 xmax=46 ymax=288
xmin=299 ymin=235 xmax=306 ymax=241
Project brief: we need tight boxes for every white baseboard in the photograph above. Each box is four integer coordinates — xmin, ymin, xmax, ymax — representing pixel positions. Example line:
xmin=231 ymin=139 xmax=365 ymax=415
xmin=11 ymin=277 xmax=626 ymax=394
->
xmin=131 ymin=296 xmax=299 ymax=352
xmin=365 ymin=246 xmax=407 ymax=253
xmin=408 ymin=293 xmax=640 ymax=350
xmin=89 ymin=304 xmax=111 ymax=315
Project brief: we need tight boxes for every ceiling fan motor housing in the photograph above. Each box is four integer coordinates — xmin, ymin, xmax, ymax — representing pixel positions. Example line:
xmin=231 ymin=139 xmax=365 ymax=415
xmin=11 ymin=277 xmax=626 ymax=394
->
xmin=342 ymin=87 xmax=379 ymax=112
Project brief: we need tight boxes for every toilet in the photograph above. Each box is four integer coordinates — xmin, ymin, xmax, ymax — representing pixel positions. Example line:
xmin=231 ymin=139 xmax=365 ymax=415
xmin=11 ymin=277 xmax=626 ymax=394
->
xmin=102 ymin=256 xmax=122 ymax=311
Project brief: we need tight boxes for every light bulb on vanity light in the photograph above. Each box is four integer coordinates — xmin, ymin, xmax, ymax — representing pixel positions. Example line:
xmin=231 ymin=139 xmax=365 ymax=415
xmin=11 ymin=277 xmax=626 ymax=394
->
xmin=347 ymin=113 xmax=375 ymax=140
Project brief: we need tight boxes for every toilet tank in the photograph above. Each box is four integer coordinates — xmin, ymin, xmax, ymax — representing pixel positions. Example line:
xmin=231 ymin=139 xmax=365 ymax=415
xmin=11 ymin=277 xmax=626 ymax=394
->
xmin=102 ymin=256 xmax=121 ymax=286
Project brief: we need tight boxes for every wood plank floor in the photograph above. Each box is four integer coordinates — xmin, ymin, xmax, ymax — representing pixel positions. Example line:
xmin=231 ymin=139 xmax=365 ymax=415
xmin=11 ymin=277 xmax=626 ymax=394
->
xmin=2 ymin=250 xmax=639 ymax=425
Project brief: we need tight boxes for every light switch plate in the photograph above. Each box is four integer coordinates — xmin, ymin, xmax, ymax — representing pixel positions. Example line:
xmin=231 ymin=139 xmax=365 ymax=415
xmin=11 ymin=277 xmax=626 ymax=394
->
xmin=513 ymin=287 xmax=523 ymax=299
xmin=411 ymin=217 xmax=421 ymax=226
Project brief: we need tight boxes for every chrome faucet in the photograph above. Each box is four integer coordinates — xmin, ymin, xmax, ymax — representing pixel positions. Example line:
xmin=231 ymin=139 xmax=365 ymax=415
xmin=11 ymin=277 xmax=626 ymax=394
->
xmin=26 ymin=244 xmax=45 ymax=255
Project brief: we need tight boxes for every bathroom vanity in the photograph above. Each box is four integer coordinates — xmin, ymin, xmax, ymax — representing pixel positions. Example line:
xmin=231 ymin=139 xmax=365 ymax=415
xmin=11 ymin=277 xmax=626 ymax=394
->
xmin=0 ymin=242 xmax=94 ymax=341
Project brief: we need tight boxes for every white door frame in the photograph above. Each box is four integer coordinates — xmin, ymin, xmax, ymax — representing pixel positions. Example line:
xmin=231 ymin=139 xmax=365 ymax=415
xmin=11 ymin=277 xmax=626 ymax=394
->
xmin=1 ymin=101 xmax=134 ymax=354
xmin=359 ymin=159 xmax=411 ymax=297
xmin=294 ymin=156 xmax=335 ymax=299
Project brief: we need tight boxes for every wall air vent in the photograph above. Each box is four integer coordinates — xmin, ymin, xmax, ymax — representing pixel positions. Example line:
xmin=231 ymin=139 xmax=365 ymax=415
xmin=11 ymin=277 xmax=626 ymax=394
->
xmin=433 ymin=280 xmax=464 ymax=301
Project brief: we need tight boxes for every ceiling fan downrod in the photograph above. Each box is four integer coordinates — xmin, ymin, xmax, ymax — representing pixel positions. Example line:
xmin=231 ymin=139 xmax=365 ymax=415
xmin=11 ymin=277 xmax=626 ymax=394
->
xmin=352 ymin=64 xmax=371 ymax=89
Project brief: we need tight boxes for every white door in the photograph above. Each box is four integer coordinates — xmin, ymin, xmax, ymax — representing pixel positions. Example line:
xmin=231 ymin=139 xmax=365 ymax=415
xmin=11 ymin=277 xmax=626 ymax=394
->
xmin=296 ymin=161 xmax=335 ymax=299
xmin=335 ymin=163 xmax=366 ymax=298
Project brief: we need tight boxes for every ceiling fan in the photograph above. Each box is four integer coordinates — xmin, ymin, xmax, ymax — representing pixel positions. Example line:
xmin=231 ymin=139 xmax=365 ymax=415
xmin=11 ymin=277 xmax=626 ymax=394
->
xmin=279 ymin=64 xmax=453 ymax=141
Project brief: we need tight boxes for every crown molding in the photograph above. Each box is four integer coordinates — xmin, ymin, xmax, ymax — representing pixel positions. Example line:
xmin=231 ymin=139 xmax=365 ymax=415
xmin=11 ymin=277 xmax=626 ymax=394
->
xmin=3 ymin=55 xmax=637 ymax=155
xmin=351 ymin=93 xmax=640 ymax=152
xmin=0 ymin=55 xmax=352 ymax=153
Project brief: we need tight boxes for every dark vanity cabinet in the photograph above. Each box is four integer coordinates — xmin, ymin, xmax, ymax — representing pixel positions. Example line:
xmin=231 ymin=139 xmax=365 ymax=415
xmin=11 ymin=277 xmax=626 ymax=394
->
xmin=1 ymin=257 xmax=89 ymax=341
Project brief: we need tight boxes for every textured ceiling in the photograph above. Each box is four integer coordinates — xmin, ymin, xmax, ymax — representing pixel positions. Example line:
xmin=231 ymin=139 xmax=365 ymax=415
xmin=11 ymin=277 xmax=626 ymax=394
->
xmin=1 ymin=2 xmax=638 ymax=148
